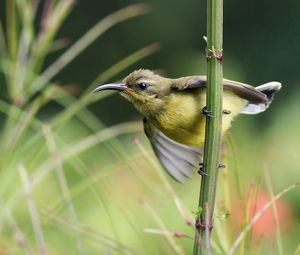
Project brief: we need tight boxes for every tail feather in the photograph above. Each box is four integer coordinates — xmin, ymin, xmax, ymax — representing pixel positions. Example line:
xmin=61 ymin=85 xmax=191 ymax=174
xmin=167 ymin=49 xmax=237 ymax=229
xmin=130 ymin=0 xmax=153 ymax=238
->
xmin=256 ymin=82 xmax=282 ymax=102
xmin=241 ymin=81 xmax=281 ymax=114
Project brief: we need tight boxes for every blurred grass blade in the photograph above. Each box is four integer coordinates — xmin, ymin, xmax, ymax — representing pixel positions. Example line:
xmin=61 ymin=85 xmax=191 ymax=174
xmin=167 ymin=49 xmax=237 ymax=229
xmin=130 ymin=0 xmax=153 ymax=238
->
xmin=228 ymin=183 xmax=300 ymax=255
xmin=7 ymin=0 xmax=35 ymax=101
xmin=0 ymin=99 xmax=44 ymax=157
xmin=0 ymin=99 xmax=42 ymax=130
xmin=245 ymin=177 xmax=261 ymax=253
xmin=48 ymin=153 xmax=146 ymax=213
xmin=39 ymin=141 xmax=124 ymax=250
xmin=30 ymin=3 xmax=150 ymax=96
xmin=18 ymin=165 xmax=47 ymax=255
xmin=12 ymin=29 xmax=30 ymax=100
xmin=16 ymin=0 xmax=34 ymax=52
xmin=51 ymin=43 xmax=160 ymax=130
xmin=43 ymin=209 xmax=138 ymax=255
xmin=29 ymin=0 xmax=75 ymax=76
xmin=142 ymin=201 xmax=186 ymax=255
xmin=264 ymin=165 xmax=284 ymax=255
xmin=86 ymin=42 xmax=160 ymax=92
xmin=294 ymin=244 xmax=300 ymax=255
xmin=2 ymin=122 xmax=141 ymax=221
xmin=0 ymin=200 xmax=34 ymax=255
xmin=5 ymin=0 xmax=18 ymax=100
xmin=0 ymin=20 xmax=7 ymax=54
xmin=43 ymin=125 xmax=86 ymax=255
xmin=0 ymin=93 xmax=49 ymax=154
xmin=34 ymin=121 xmax=141 ymax=185
xmin=5 ymin=88 xmax=51 ymax=150
xmin=144 ymin=228 xmax=193 ymax=240
xmin=132 ymin=138 xmax=193 ymax=226
xmin=6 ymin=0 xmax=18 ymax=61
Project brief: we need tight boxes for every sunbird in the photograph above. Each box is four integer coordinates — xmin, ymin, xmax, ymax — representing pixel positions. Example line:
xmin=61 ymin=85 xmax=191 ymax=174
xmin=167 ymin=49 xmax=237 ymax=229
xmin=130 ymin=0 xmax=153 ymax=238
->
xmin=93 ymin=69 xmax=281 ymax=182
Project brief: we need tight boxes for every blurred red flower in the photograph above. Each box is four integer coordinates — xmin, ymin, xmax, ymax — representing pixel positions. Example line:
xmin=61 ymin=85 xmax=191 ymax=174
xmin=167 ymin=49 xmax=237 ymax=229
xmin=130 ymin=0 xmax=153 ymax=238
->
xmin=233 ymin=191 xmax=294 ymax=238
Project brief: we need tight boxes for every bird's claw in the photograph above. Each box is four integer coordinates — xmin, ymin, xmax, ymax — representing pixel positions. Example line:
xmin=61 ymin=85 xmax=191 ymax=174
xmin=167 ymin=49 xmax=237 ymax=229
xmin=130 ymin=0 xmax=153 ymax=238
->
xmin=198 ymin=163 xmax=208 ymax=176
xmin=218 ymin=164 xmax=226 ymax=169
xmin=202 ymin=106 xmax=213 ymax=118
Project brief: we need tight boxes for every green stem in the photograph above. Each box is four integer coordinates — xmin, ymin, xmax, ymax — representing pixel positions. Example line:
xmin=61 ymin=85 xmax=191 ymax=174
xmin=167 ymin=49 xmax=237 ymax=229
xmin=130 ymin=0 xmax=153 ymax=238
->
xmin=193 ymin=0 xmax=223 ymax=254
xmin=6 ymin=0 xmax=17 ymax=62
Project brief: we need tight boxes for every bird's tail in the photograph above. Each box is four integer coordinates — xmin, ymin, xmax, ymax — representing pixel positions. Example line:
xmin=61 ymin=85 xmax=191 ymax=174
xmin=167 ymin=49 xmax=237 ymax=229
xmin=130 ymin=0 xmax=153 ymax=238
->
xmin=241 ymin=81 xmax=282 ymax=114
xmin=256 ymin=81 xmax=282 ymax=102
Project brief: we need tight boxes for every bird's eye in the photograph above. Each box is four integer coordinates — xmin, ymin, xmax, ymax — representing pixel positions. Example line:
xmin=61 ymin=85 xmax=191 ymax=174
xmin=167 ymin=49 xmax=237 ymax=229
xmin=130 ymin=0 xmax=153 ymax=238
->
xmin=138 ymin=82 xmax=148 ymax=90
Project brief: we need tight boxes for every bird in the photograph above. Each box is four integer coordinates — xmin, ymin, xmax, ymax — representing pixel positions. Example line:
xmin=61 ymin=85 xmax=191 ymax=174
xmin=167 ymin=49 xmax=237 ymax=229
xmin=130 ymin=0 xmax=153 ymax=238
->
xmin=93 ymin=69 xmax=281 ymax=182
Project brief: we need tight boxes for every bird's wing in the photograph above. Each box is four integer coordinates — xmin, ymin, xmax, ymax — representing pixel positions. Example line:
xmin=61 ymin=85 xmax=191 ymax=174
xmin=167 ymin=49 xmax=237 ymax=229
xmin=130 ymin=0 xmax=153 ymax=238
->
xmin=172 ymin=76 xmax=268 ymax=104
xmin=143 ymin=118 xmax=202 ymax=183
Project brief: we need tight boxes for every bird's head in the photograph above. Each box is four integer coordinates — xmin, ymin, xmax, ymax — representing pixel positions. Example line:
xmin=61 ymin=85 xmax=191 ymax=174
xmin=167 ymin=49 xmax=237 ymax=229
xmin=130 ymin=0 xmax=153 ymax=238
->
xmin=93 ymin=69 xmax=172 ymax=117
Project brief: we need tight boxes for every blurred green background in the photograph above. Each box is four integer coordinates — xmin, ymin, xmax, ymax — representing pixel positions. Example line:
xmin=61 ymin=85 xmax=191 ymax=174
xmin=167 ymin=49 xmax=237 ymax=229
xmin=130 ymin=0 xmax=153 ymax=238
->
xmin=0 ymin=0 xmax=300 ymax=254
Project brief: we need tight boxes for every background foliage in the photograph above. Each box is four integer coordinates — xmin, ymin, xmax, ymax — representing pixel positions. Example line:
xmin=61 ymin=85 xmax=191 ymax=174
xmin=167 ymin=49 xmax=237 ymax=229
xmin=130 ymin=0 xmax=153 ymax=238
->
xmin=0 ymin=0 xmax=299 ymax=254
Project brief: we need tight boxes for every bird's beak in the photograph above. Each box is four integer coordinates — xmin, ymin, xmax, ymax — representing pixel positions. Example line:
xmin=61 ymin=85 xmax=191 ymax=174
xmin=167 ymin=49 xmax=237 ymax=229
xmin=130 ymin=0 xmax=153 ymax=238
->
xmin=92 ymin=83 xmax=128 ymax=93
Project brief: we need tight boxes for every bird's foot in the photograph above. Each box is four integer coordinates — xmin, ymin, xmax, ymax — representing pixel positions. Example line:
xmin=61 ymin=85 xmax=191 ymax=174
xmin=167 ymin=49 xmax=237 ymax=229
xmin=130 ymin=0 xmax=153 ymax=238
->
xmin=202 ymin=106 xmax=213 ymax=118
xmin=218 ymin=164 xmax=226 ymax=169
xmin=198 ymin=163 xmax=208 ymax=176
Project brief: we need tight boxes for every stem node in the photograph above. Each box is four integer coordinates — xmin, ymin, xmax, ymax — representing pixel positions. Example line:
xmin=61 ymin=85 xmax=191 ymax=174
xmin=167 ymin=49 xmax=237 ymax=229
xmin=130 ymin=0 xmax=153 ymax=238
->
xmin=205 ymin=48 xmax=224 ymax=62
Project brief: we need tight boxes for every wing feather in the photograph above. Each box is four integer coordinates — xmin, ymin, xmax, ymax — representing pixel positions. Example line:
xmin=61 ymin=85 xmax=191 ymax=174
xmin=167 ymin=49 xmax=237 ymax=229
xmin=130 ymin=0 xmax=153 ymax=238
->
xmin=172 ymin=76 xmax=268 ymax=104
xmin=143 ymin=119 xmax=202 ymax=182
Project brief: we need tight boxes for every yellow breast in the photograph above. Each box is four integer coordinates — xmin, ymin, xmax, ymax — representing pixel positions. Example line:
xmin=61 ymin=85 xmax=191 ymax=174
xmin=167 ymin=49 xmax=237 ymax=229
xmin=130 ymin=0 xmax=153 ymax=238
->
xmin=151 ymin=89 xmax=248 ymax=147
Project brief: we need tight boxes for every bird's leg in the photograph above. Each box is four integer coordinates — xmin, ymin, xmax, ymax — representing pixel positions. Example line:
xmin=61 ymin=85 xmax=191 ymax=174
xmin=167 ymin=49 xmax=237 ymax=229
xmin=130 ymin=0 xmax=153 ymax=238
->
xmin=198 ymin=163 xmax=208 ymax=176
xmin=202 ymin=106 xmax=213 ymax=118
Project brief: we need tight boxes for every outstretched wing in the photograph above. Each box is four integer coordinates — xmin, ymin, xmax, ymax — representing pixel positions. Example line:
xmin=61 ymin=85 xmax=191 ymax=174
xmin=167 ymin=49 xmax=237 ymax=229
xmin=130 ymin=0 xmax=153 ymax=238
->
xmin=171 ymin=75 xmax=281 ymax=114
xmin=143 ymin=118 xmax=202 ymax=183
xmin=172 ymin=76 xmax=268 ymax=103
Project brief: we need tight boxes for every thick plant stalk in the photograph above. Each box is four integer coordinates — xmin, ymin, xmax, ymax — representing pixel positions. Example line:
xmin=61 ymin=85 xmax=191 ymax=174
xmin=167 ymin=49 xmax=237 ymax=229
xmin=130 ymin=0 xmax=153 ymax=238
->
xmin=193 ymin=0 xmax=223 ymax=254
